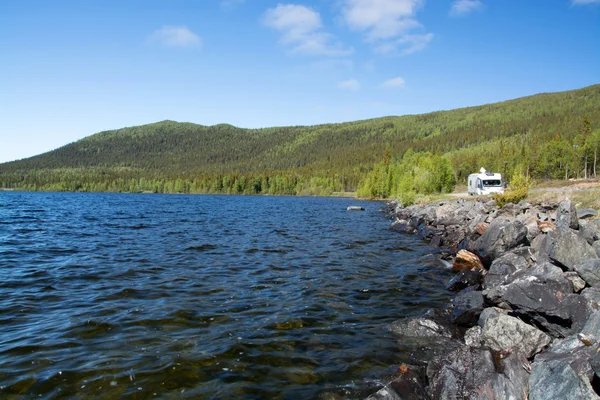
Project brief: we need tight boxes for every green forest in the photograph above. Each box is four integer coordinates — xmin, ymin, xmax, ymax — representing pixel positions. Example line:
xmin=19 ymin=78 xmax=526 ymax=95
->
xmin=1 ymin=84 xmax=599 ymax=197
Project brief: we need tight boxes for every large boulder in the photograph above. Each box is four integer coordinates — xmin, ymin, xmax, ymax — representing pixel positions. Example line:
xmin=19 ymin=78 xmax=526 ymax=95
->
xmin=528 ymin=315 xmax=600 ymax=400
xmin=474 ymin=218 xmax=529 ymax=266
xmin=480 ymin=314 xmax=551 ymax=358
xmin=427 ymin=344 xmax=530 ymax=400
xmin=484 ymin=264 xmax=592 ymax=338
xmin=556 ymin=200 xmax=579 ymax=230
xmin=545 ymin=228 xmax=598 ymax=270
xmin=484 ymin=251 xmax=530 ymax=288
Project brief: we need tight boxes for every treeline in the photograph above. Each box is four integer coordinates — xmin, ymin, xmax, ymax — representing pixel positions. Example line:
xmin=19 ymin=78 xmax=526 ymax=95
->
xmin=0 ymin=84 xmax=599 ymax=195
xmin=0 ymin=169 xmax=345 ymax=196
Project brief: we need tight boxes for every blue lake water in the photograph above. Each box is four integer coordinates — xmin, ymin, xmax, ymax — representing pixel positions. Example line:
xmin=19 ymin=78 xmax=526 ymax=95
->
xmin=0 ymin=192 xmax=452 ymax=399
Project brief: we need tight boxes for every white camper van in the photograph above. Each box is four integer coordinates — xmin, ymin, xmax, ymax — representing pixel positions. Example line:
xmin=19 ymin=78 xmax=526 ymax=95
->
xmin=468 ymin=168 xmax=504 ymax=196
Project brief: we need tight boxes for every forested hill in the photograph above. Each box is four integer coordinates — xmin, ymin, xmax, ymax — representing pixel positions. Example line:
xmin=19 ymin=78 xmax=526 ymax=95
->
xmin=1 ymin=84 xmax=599 ymax=195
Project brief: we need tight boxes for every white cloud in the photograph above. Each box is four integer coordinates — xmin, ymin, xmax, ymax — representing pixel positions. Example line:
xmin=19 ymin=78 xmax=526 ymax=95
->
xmin=338 ymin=79 xmax=360 ymax=91
xmin=380 ymin=76 xmax=406 ymax=88
xmin=450 ymin=0 xmax=483 ymax=16
xmin=571 ymin=0 xmax=600 ymax=4
xmin=341 ymin=0 xmax=432 ymax=55
xmin=148 ymin=26 xmax=202 ymax=48
xmin=374 ymin=33 xmax=433 ymax=56
xmin=263 ymin=4 xmax=353 ymax=56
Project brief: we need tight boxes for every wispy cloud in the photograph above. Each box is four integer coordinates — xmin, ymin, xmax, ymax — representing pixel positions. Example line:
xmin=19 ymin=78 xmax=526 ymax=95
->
xmin=338 ymin=79 xmax=360 ymax=91
xmin=380 ymin=76 xmax=406 ymax=88
xmin=340 ymin=0 xmax=432 ymax=56
xmin=262 ymin=4 xmax=353 ymax=57
xmin=450 ymin=0 xmax=483 ymax=16
xmin=374 ymin=33 xmax=433 ymax=56
xmin=571 ymin=0 xmax=600 ymax=4
xmin=148 ymin=26 xmax=202 ymax=48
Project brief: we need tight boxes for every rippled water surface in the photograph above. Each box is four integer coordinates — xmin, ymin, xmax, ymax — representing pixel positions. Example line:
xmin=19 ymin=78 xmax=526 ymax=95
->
xmin=0 ymin=192 xmax=453 ymax=399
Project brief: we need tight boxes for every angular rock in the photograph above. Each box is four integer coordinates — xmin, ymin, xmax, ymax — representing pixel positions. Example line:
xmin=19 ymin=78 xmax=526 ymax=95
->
xmin=484 ymin=251 xmax=530 ymax=289
xmin=580 ymin=220 xmax=600 ymax=245
xmin=446 ymin=270 xmax=483 ymax=292
xmin=556 ymin=199 xmax=579 ymax=230
xmin=547 ymin=228 xmax=598 ymax=270
xmin=573 ymin=259 xmax=600 ymax=288
xmin=452 ymin=249 xmax=485 ymax=272
xmin=529 ymin=357 xmax=599 ymax=400
xmin=528 ymin=329 xmax=600 ymax=400
xmin=474 ymin=218 xmax=529 ymax=266
xmin=451 ymin=290 xmax=484 ymax=326
xmin=565 ymin=271 xmax=588 ymax=292
xmin=480 ymin=314 xmax=551 ymax=358
xmin=427 ymin=344 xmax=530 ymax=400
xmin=578 ymin=208 xmax=598 ymax=220
xmin=478 ymin=307 xmax=509 ymax=327
xmin=484 ymin=268 xmax=591 ymax=338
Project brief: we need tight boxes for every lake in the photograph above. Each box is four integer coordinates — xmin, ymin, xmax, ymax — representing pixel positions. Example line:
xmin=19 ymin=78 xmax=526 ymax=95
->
xmin=0 ymin=192 xmax=452 ymax=399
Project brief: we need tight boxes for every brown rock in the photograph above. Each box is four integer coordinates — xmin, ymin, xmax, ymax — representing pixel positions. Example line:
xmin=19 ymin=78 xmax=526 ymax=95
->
xmin=475 ymin=222 xmax=488 ymax=235
xmin=537 ymin=220 xmax=556 ymax=233
xmin=453 ymin=250 xmax=485 ymax=272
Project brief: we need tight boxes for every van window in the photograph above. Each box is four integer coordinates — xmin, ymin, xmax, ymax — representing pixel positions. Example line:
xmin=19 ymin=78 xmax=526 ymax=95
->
xmin=483 ymin=179 xmax=502 ymax=187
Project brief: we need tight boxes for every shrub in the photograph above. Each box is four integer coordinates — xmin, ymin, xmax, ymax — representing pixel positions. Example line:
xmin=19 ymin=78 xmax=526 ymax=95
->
xmin=493 ymin=172 xmax=533 ymax=207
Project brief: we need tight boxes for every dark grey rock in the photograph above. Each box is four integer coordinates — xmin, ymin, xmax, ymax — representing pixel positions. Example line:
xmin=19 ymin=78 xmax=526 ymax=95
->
xmin=474 ymin=218 xmax=529 ymax=266
xmin=578 ymin=208 xmax=598 ymax=220
xmin=451 ymin=291 xmax=485 ymax=326
xmin=547 ymin=228 xmax=598 ymax=270
xmin=557 ymin=200 xmax=579 ymax=230
xmin=484 ymin=270 xmax=591 ymax=338
xmin=574 ymin=259 xmax=600 ymax=288
xmin=446 ymin=270 xmax=483 ymax=292
xmin=528 ymin=330 xmax=599 ymax=400
xmin=480 ymin=314 xmax=551 ymax=358
xmin=427 ymin=344 xmax=530 ymax=400
xmin=529 ymin=357 xmax=598 ymax=400
xmin=484 ymin=252 xmax=530 ymax=288
xmin=580 ymin=220 xmax=600 ymax=245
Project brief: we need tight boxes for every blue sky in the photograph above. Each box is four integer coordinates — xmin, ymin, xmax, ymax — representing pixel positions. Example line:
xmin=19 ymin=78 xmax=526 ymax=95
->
xmin=1 ymin=0 xmax=599 ymax=163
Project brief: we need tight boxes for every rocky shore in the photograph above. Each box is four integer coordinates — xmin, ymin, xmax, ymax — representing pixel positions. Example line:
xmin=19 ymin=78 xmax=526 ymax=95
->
xmin=368 ymin=197 xmax=600 ymax=399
